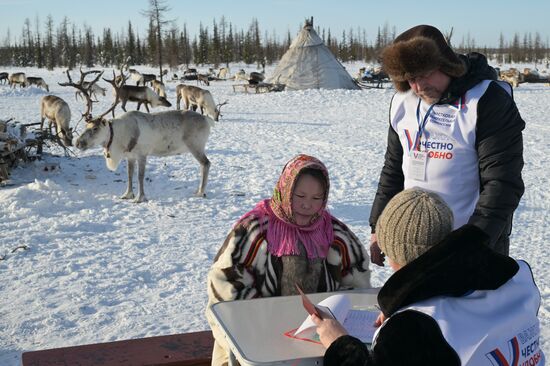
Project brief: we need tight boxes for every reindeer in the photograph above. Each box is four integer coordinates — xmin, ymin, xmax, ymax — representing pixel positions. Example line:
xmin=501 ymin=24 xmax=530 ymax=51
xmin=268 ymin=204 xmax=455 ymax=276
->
xmin=151 ymin=79 xmax=167 ymax=98
xmin=175 ymin=84 xmax=227 ymax=122
xmin=27 ymin=77 xmax=50 ymax=92
xmin=128 ymin=68 xmax=156 ymax=86
xmin=58 ymin=68 xmax=105 ymax=122
xmin=499 ymin=68 xmax=523 ymax=88
xmin=9 ymin=72 xmax=28 ymax=88
xmin=197 ymin=74 xmax=210 ymax=86
xmin=116 ymin=85 xmax=171 ymax=114
xmin=233 ymin=69 xmax=248 ymax=82
xmin=141 ymin=73 xmax=156 ymax=85
xmin=40 ymin=95 xmax=73 ymax=146
xmin=75 ymin=81 xmax=107 ymax=101
xmin=0 ymin=72 xmax=8 ymax=84
xmin=217 ymin=67 xmax=229 ymax=79
xmin=128 ymin=69 xmax=144 ymax=86
xmin=74 ymin=72 xmax=214 ymax=203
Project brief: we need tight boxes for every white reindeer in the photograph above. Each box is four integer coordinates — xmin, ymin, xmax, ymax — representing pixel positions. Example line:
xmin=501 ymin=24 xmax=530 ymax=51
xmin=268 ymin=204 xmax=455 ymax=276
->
xmin=128 ymin=69 xmax=156 ymax=86
xmin=217 ymin=67 xmax=229 ymax=79
xmin=151 ymin=79 xmax=167 ymax=98
xmin=233 ymin=69 xmax=248 ymax=82
xmin=175 ymin=84 xmax=227 ymax=122
xmin=9 ymin=72 xmax=28 ymax=88
xmin=40 ymin=95 xmax=73 ymax=146
xmin=74 ymin=74 xmax=213 ymax=203
xmin=128 ymin=69 xmax=145 ymax=86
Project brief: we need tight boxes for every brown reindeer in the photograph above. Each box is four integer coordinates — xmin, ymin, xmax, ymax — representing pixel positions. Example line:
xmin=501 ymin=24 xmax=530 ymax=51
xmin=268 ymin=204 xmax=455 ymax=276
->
xmin=115 ymin=85 xmax=171 ymax=115
xmin=197 ymin=74 xmax=210 ymax=86
xmin=75 ymin=81 xmax=107 ymax=101
xmin=27 ymin=77 xmax=50 ymax=92
xmin=499 ymin=68 xmax=523 ymax=88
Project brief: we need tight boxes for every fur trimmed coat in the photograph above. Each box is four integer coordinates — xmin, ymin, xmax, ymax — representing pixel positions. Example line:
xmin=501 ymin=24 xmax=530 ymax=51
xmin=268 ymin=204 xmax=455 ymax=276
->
xmin=206 ymin=214 xmax=371 ymax=365
xmin=207 ymin=214 xmax=371 ymax=303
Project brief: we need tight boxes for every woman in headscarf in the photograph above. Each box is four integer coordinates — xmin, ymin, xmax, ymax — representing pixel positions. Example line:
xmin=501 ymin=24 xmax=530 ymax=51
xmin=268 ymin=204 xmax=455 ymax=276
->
xmin=206 ymin=154 xmax=371 ymax=366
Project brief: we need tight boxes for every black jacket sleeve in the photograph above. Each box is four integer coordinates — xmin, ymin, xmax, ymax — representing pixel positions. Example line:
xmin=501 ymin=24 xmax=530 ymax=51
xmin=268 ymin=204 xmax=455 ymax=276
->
xmin=369 ymin=124 xmax=404 ymax=232
xmin=371 ymin=311 xmax=460 ymax=366
xmin=324 ymin=335 xmax=371 ymax=366
xmin=323 ymin=311 xmax=460 ymax=366
xmin=468 ymin=81 xmax=525 ymax=245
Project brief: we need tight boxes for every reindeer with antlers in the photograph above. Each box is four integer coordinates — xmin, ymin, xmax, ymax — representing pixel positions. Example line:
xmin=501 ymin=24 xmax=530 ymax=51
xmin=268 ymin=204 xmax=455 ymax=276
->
xmin=44 ymin=68 xmax=105 ymax=147
xmin=175 ymin=84 xmax=227 ymax=122
xmin=70 ymin=71 xmax=214 ymax=203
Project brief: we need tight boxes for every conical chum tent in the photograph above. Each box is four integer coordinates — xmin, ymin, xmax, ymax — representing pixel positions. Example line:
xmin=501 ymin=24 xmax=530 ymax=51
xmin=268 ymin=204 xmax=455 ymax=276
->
xmin=267 ymin=17 xmax=359 ymax=90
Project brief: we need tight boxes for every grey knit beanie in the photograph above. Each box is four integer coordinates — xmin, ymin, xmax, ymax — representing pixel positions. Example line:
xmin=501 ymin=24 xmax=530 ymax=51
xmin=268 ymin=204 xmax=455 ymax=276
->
xmin=376 ymin=188 xmax=454 ymax=266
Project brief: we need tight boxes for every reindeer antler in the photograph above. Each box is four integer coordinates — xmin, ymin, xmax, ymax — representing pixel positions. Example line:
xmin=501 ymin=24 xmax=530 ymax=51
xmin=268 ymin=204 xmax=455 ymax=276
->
xmin=216 ymin=100 xmax=229 ymax=118
xmin=96 ymin=69 xmax=127 ymax=121
xmin=59 ymin=67 xmax=104 ymax=120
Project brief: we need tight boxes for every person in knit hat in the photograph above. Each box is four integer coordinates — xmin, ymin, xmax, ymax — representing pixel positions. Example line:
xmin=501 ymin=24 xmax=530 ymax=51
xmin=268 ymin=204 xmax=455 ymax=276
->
xmin=369 ymin=24 xmax=525 ymax=266
xmin=205 ymin=154 xmax=371 ymax=366
xmin=312 ymin=188 xmax=544 ymax=366
xmin=375 ymin=188 xmax=453 ymax=267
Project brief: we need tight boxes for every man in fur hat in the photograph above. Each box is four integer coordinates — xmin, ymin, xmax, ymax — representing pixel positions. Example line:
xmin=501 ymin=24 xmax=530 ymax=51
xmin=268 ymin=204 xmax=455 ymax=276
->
xmin=369 ymin=24 xmax=525 ymax=265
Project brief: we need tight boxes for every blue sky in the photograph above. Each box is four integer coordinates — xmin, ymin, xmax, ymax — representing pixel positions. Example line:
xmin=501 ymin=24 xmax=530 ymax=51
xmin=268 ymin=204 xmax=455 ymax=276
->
xmin=1 ymin=0 xmax=549 ymax=47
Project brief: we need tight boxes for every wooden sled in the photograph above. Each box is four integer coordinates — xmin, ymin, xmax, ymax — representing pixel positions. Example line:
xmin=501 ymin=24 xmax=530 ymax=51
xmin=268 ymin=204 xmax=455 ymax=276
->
xmin=232 ymin=82 xmax=285 ymax=94
xmin=356 ymin=77 xmax=392 ymax=89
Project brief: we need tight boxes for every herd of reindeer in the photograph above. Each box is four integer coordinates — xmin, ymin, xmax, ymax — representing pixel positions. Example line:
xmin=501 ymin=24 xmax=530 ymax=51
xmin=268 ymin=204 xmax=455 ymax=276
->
xmin=0 ymin=67 xmax=233 ymax=203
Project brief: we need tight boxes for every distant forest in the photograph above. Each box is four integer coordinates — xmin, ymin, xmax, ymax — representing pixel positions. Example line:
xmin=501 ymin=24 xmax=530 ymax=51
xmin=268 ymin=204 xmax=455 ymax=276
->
xmin=1 ymin=16 xmax=549 ymax=70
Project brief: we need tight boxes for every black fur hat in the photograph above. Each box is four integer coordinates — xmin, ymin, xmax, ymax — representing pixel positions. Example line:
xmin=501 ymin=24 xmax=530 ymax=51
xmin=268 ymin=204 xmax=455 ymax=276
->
xmin=381 ymin=25 xmax=466 ymax=92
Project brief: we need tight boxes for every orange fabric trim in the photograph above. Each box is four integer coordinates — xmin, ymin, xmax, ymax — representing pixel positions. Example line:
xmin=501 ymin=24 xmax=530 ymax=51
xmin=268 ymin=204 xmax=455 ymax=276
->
xmin=333 ymin=238 xmax=350 ymax=273
xmin=244 ymin=234 xmax=265 ymax=267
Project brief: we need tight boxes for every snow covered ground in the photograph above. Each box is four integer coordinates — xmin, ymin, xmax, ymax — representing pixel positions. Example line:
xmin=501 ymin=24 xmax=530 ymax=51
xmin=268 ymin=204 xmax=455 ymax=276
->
xmin=0 ymin=62 xmax=548 ymax=365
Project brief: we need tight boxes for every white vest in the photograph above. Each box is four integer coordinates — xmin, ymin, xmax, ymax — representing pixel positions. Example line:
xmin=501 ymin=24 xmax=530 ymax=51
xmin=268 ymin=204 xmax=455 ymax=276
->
xmin=390 ymin=81 xmax=512 ymax=229
xmin=374 ymin=261 xmax=544 ymax=366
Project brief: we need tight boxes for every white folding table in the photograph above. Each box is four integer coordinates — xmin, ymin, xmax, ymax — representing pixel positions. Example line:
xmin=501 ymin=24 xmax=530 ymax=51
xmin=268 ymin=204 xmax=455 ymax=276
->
xmin=209 ymin=288 xmax=379 ymax=366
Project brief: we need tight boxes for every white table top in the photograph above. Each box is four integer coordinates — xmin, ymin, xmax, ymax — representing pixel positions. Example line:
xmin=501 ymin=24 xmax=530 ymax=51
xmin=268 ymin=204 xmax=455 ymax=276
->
xmin=209 ymin=288 xmax=379 ymax=366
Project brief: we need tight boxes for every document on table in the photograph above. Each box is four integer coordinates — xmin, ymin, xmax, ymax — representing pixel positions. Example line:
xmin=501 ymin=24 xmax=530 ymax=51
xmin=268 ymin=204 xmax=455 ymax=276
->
xmin=289 ymin=289 xmax=379 ymax=344
xmin=342 ymin=309 xmax=379 ymax=343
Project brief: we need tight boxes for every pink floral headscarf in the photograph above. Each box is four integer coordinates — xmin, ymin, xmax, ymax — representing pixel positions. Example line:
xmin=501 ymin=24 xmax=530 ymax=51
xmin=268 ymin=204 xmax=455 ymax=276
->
xmin=270 ymin=154 xmax=329 ymax=223
xmin=240 ymin=154 xmax=334 ymax=259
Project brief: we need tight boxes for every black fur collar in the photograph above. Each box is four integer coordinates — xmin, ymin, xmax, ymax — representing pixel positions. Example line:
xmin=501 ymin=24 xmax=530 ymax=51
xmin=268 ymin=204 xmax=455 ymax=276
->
xmin=378 ymin=225 xmax=519 ymax=317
